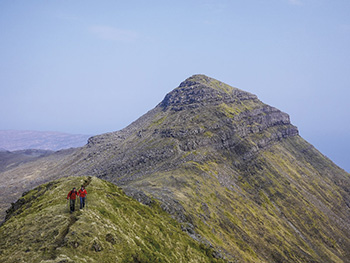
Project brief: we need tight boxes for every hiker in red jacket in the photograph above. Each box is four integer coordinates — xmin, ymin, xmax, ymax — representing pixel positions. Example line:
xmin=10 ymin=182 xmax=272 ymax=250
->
xmin=67 ymin=187 xmax=78 ymax=213
xmin=78 ymin=185 xmax=87 ymax=209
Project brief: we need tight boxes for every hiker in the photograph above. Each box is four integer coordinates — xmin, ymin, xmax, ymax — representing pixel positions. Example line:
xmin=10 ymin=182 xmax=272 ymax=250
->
xmin=78 ymin=185 xmax=87 ymax=209
xmin=67 ymin=187 xmax=78 ymax=213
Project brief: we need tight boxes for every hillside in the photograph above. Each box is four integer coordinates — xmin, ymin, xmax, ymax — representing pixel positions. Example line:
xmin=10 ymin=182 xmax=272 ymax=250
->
xmin=0 ymin=149 xmax=53 ymax=173
xmin=0 ymin=130 xmax=91 ymax=151
xmin=0 ymin=148 xmax=74 ymax=221
xmin=0 ymin=176 xmax=223 ymax=263
xmin=0 ymin=75 xmax=349 ymax=262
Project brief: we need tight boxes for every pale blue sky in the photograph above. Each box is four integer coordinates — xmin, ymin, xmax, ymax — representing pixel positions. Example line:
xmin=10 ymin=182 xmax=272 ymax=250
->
xmin=1 ymin=0 xmax=349 ymax=172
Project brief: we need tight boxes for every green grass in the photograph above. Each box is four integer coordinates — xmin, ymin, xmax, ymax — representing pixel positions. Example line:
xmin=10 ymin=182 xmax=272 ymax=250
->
xmin=0 ymin=176 xmax=225 ymax=263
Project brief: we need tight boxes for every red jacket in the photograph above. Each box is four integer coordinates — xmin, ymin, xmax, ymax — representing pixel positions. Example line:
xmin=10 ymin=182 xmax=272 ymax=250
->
xmin=78 ymin=188 xmax=87 ymax=198
xmin=67 ymin=190 xmax=78 ymax=200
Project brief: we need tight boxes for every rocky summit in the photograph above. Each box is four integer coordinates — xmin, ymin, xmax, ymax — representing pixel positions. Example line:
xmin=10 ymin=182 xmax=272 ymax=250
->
xmin=1 ymin=75 xmax=350 ymax=262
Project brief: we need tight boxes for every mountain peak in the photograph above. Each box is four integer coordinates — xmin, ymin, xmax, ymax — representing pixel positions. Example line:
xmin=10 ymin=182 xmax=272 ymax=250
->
xmin=160 ymin=74 xmax=257 ymax=111
xmin=179 ymin=74 xmax=233 ymax=93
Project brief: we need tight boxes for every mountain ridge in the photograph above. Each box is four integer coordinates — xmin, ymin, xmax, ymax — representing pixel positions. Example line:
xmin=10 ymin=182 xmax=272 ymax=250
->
xmin=1 ymin=75 xmax=349 ymax=262
xmin=0 ymin=176 xmax=224 ymax=262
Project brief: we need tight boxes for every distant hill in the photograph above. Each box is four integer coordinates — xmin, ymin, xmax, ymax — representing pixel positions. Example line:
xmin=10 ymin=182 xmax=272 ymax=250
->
xmin=0 ymin=130 xmax=91 ymax=151
xmin=0 ymin=149 xmax=53 ymax=173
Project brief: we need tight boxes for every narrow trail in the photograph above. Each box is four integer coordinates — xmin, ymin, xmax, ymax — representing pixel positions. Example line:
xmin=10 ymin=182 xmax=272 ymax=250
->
xmin=49 ymin=176 xmax=92 ymax=260
xmin=83 ymin=176 xmax=92 ymax=188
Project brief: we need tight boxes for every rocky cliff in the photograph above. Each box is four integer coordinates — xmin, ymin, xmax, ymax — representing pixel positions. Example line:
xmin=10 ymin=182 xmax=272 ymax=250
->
xmin=1 ymin=75 xmax=349 ymax=262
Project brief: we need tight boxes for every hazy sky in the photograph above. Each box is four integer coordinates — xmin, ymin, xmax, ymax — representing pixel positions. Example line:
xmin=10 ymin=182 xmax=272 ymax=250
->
xmin=1 ymin=1 xmax=349 ymax=172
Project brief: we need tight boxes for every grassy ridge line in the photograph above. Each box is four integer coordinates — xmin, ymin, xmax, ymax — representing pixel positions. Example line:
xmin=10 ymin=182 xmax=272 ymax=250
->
xmin=0 ymin=176 xmax=225 ymax=263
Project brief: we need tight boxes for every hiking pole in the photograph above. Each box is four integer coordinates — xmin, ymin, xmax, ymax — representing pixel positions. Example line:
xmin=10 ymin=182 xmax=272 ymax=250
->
xmin=86 ymin=196 xmax=88 ymax=210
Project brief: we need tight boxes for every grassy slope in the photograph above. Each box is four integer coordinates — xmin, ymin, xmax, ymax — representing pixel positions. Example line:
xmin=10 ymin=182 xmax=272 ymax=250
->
xmin=0 ymin=176 xmax=224 ymax=263
xmin=132 ymin=136 xmax=350 ymax=262
xmin=0 ymin=149 xmax=76 ymax=221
